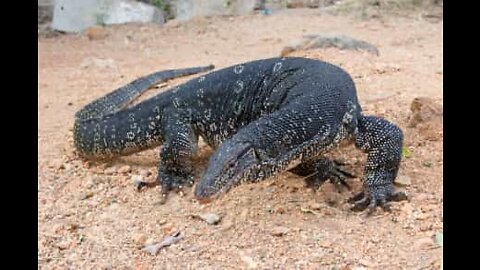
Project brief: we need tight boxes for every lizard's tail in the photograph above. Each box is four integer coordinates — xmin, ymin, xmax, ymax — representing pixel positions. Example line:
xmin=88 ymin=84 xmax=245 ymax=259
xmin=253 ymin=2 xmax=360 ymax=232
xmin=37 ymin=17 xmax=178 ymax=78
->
xmin=75 ymin=65 xmax=215 ymax=122
xmin=73 ymin=64 xmax=214 ymax=159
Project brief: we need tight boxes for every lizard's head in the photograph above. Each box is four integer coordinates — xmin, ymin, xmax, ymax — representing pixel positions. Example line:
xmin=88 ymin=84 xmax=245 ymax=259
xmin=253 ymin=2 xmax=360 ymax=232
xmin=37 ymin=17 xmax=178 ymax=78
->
xmin=194 ymin=140 xmax=259 ymax=203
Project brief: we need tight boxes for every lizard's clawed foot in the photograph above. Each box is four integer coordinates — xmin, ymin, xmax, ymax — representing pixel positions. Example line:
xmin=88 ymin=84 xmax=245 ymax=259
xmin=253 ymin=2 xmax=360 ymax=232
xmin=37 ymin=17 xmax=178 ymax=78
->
xmin=349 ymin=184 xmax=408 ymax=214
xmin=135 ymin=169 xmax=195 ymax=204
xmin=305 ymin=161 xmax=355 ymax=192
xmin=157 ymin=171 xmax=195 ymax=204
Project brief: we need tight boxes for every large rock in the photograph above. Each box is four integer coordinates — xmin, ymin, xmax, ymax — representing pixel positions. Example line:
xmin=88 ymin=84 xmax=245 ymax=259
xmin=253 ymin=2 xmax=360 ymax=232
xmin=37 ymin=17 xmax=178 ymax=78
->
xmin=175 ymin=0 xmax=257 ymax=21
xmin=102 ymin=0 xmax=165 ymax=25
xmin=52 ymin=0 xmax=164 ymax=33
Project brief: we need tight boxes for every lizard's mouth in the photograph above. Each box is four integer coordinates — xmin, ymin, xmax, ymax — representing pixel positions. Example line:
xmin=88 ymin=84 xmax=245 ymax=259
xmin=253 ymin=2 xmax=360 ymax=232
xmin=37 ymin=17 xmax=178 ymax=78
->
xmin=194 ymin=141 xmax=259 ymax=202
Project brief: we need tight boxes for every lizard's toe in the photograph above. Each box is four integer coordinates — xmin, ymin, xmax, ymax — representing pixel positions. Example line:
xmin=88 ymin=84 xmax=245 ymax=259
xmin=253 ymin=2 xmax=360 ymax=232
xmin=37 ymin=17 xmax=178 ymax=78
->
xmin=350 ymin=184 xmax=407 ymax=213
xmin=350 ymin=193 xmax=371 ymax=212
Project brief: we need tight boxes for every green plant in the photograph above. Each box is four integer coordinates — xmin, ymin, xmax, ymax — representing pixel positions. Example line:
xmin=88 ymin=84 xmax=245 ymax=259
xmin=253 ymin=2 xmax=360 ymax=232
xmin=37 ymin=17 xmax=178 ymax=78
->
xmin=151 ymin=0 xmax=167 ymax=11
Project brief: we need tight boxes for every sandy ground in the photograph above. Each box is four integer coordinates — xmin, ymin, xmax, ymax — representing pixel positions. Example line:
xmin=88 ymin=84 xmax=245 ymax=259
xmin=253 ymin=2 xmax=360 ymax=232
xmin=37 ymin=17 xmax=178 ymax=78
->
xmin=38 ymin=8 xmax=443 ymax=269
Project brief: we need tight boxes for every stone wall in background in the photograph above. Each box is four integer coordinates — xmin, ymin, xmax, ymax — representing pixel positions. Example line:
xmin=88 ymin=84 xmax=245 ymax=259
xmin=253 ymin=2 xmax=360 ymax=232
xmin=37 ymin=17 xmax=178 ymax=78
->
xmin=49 ymin=0 xmax=164 ymax=33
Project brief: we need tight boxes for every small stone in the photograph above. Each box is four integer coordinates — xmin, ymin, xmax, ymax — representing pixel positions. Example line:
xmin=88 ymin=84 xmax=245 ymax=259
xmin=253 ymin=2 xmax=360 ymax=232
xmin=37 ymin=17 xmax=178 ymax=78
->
xmin=104 ymin=167 xmax=116 ymax=175
xmin=359 ymin=259 xmax=375 ymax=267
xmin=133 ymin=233 xmax=147 ymax=246
xmin=56 ymin=240 xmax=71 ymax=250
xmin=198 ymin=213 xmax=222 ymax=225
xmin=80 ymin=192 xmax=94 ymax=200
xmin=162 ymin=223 xmax=176 ymax=235
xmin=143 ymin=238 xmax=155 ymax=247
xmin=270 ymin=226 xmax=290 ymax=236
xmin=158 ymin=219 xmax=167 ymax=226
xmin=407 ymin=97 xmax=443 ymax=128
xmin=117 ymin=165 xmax=131 ymax=174
xmin=52 ymin=224 xmax=64 ymax=233
xmin=309 ymin=201 xmax=323 ymax=210
xmin=415 ymin=212 xmax=429 ymax=220
xmin=131 ymin=175 xmax=144 ymax=183
xmin=395 ymin=175 xmax=411 ymax=187
xmin=86 ymin=177 xmax=95 ymax=188
xmin=85 ymin=26 xmax=108 ymax=40
xmin=276 ymin=207 xmax=286 ymax=214
xmin=139 ymin=169 xmax=150 ymax=177
xmin=240 ymin=255 xmax=258 ymax=269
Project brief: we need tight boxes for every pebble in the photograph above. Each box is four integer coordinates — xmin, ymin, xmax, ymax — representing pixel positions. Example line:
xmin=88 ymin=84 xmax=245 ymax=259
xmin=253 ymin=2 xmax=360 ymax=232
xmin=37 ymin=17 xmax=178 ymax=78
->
xmin=139 ymin=169 xmax=150 ymax=177
xmin=240 ymin=255 xmax=258 ymax=269
xmin=85 ymin=177 xmax=95 ymax=188
xmin=359 ymin=259 xmax=375 ymax=267
xmin=104 ymin=167 xmax=116 ymax=175
xmin=276 ymin=207 xmax=286 ymax=214
xmin=117 ymin=165 xmax=131 ymax=174
xmin=55 ymin=240 xmax=71 ymax=250
xmin=144 ymin=238 xmax=156 ymax=246
xmin=131 ymin=175 xmax=144 ymax=183
xmin=133 ymin=233 xmax=147 ymax=246
xmin=415 ymin=212 xmax=429 ymax=220
xmin=158 ymin=219 xmax=167 ymax=226
xmin=80 ymin=192 xmax=94 ymax=200
xmin=309 ymin=201 xmax=323 ymax=210
xmin=198 ymin=213 xmax=222 ymax=225
xmin=162 ymin=223 xmax=177 ymax=235
xmin=270 ymin=226 xmax=290 ymax=236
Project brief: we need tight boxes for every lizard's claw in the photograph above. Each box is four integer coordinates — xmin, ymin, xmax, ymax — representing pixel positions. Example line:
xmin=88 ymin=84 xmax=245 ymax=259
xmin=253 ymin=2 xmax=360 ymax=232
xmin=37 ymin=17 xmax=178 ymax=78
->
xmin=349 ymin=184 xmax=408 ymax=214
xmin=156 ymin=170 xmax=195 ymax=204
xmin=134 ymin=180 xmax=158 ymax=191
xmin=305 ymin=162 xmax=355 ymax=192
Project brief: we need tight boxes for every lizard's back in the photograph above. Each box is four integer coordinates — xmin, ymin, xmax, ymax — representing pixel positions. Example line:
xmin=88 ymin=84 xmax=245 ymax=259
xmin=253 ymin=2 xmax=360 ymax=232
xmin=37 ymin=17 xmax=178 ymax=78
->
xmin=157 ymin=57 xmax=363 ymax=147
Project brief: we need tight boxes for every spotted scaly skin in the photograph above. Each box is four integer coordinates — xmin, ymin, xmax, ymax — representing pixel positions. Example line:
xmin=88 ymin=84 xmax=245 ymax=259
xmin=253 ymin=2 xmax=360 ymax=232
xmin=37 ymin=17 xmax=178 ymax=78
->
xmin=74 ymin=57 xmax=406 ymax=212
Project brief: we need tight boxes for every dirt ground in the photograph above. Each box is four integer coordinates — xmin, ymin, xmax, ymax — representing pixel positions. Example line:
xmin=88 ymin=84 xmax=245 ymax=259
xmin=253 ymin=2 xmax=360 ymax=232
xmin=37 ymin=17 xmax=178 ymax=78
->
xmin=38 ymin=8 xmax=443 ymax=270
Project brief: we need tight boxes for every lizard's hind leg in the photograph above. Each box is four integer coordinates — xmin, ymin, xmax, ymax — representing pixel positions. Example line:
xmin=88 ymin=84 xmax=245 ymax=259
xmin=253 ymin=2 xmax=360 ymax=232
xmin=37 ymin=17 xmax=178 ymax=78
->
xmin=351 ymin=115 xmax=408 ymax=213
xmin=288 ymin=157 xmax=355 ymax=192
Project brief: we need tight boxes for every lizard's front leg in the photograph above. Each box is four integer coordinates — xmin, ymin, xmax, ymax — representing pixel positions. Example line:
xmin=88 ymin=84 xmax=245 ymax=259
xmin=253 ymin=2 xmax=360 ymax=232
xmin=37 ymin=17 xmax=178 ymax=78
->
xmin=154 ymin=112 xmax=198 ymax=202
xmin=351 ymin=115 xmax=408 ymax=213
